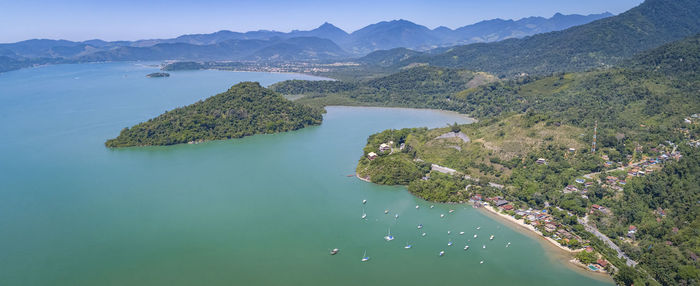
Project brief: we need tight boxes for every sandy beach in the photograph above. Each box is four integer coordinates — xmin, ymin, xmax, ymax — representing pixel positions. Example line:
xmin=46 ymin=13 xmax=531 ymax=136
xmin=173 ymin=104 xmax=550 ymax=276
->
xmin=478 ymin=204 xmax=577 ymax=253
xmin=477 ymin=204 xmax=614 ymax=282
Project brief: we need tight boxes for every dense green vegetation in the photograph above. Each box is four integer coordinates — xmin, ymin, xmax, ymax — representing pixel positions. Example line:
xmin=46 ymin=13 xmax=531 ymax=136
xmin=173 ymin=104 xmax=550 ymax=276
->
xmin=393 ymin=0 xmax=700 ymax=76
xmin=271 ymin=65 xmax=496 ymax=110
xmin=352 ymin=34 xmax=700 ymax=285
xmin=589 ymin=146 xmax=700 ymax=285
xmin=105 ymin=82 xmax=323 ymax=147
xmin=162 ymin=61 xmax=205 ymax=71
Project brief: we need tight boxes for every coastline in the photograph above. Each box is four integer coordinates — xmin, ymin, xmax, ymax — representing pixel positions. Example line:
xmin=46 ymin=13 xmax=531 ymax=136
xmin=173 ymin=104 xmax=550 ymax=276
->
xmin=478 ymin=204 xmax=576 ymax=253
xmin=476 ymin=204 xmax=614 ymax=281
xmin=326 ymin=105 xmax=478 ymax=124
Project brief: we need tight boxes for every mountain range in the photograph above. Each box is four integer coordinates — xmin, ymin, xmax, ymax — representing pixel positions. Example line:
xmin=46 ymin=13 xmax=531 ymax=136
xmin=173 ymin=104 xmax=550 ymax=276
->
xmin=0 ymin=12 xmax=611 ymax=72
xmin=381 ymin=0 xmax=700 ymax=76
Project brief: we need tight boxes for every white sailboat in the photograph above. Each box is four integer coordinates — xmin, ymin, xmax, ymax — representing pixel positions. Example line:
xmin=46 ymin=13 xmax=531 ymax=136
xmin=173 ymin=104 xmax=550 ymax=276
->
xmin=362 ymin=199 xmax=367 ymax=204
xmin=464 ymin=245 xmax=470 ymax=250
xmin=384 ymin=227 xmax=395 ymax=241
xmin=490 ymin=235 xmax=494 ymax=240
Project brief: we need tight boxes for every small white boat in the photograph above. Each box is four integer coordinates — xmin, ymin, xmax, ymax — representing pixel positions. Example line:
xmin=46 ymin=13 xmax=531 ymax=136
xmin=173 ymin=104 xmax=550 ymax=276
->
xmin=473 ymin=234 xmax=477 ymax=238
xmin=430 ymin=205 xmax=434 ymax=209
xmin=482 ymin=245 xmax=486 ymax=249
xmin=384 ymin=209 xmax=389 ymax=214
xmin=476 ymin=226 xmax=481 ymax=230
xmin=394 ymin=214 xmax=399 ymax=219
xmin=459 ymin=231 xmax=465 ymax=235
xmin=361 ymin=213 xmax=367 ymax=219
xmin=440 ymin=214 xmax=445 ymax=218
xmin=422 ymin=232 xmax=427 ymax=237
xmin=447 ymin=230 xmax=451 ymax=235
xmin=447 ymin=241 xmax=453 ymax=246
xmin=439 ymin=250 xmax=445 ymax=256
xmin=480 ymin=260 xmax=484 ymax=264
xmin=417 ymin=224 xmax=423 ymax=229
xmin=464 ymin=245 xmax=469 ymax=250
xmin=384 ymin=227 xmax=395 ymax=241
xmin=490 ymin=235 xmax=494 ymax=240
xmin=362 ymin=199 xmax=367 ymax=204
xmin=361 ymin=250 xmax=370 ymax=262
xmin=506 ymin=242 xmax=511 ymax=248
xmin=449 ymin=209 xmax=455 ymax=213
xmin=415 ymin=205 xmax=419 ymax=209
xmin=405 ymin=243 xmax=412 ymax=249
xmin=330 ymin=248 xmax=339 ymax=255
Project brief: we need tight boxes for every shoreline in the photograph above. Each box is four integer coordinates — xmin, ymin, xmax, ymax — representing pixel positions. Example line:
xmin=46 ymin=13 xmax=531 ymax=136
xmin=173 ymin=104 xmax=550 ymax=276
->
xmin=476 ymin=204 xmax=614 ymax=281
xmin=478 ymin=204 xmax=577 ymax=253
xmin=325 ymin=105 xmax=478 ymax=124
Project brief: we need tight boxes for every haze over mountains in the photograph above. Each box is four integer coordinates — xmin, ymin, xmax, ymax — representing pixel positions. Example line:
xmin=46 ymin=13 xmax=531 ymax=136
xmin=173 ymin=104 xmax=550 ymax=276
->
xmin=370 ymin=0 xmax=700 ymax=76
xmin=0 ymin=12 xmax=611 ymax=70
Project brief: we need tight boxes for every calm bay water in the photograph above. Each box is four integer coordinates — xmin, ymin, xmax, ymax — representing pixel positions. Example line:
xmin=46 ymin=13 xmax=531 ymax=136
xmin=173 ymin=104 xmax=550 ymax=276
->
xmin=0 ymin=63 xmax=612 ymax=285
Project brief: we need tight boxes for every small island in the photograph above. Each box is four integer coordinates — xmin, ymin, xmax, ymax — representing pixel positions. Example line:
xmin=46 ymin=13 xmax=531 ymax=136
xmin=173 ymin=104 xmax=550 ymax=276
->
xmin=146 ymin=72 xmax=170 ymax=78
xmin=105 ymin=81 xmax=323 ymax=147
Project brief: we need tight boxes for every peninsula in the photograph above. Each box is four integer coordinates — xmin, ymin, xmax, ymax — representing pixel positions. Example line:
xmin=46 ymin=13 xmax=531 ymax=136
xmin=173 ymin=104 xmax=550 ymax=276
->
xmin=105 ymin=82 xmax=323 ymax=147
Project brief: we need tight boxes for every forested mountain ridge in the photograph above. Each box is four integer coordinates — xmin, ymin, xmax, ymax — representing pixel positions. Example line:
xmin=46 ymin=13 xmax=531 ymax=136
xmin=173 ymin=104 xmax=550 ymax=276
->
xmin=0 ymin=13 xmax=610 ymax=73
xmin=105 ymin=82 xmax=323 ymax=147
xmin=392 ymin=0 xmax=700 ymax=76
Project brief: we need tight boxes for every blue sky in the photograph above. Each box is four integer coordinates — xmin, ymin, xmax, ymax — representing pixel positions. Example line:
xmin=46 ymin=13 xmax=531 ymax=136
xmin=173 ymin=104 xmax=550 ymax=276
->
xmin=0 ymin=0 xmax=644 ymax=43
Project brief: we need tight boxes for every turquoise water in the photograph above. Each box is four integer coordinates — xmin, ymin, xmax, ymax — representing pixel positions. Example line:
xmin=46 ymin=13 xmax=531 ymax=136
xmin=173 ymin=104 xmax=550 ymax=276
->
xmin=0 ymin=63 xmax=612 ymax=285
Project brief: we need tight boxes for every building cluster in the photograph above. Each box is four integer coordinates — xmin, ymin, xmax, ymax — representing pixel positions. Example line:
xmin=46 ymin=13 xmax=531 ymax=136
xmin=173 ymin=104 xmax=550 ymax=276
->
xmin=470 ymin=195 xmax=585 ymax=247
xmin=367 ymin=141 xmax=396 ymax=160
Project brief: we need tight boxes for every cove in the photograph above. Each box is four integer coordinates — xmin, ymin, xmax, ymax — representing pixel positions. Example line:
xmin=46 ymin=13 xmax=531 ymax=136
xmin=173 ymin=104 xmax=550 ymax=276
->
xmin=0 ymin=63 xmax=612 ymax=285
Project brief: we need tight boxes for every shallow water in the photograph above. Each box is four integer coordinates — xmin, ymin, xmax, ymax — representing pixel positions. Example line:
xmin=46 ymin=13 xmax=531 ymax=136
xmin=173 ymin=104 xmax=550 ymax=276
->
xmin=0 ymin=63 xmax=612 ymax=285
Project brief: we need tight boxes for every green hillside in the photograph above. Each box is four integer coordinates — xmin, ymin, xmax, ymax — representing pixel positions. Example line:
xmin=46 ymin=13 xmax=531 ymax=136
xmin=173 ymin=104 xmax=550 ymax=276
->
xmin=271 ymin=66 xmax=497 ymax=110
xmin=105 ymin=82 xmax=323 ymax=147
xmin=396 ymin=0 xmax=700 ymax=76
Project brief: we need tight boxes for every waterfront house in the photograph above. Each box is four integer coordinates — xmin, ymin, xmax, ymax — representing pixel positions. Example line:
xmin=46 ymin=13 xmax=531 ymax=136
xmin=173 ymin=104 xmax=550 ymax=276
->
xmin=495 ymin=199 xmax=508 ymax=207
xmin=502 ymin=204 xmax=514 ymax=211
xmin=597 ymin=259 xmax=608 ymax=268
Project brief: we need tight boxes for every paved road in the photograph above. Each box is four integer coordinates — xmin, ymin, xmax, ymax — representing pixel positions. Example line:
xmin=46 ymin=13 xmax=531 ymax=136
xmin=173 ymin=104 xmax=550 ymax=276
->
xmin=579 ymin=217 xmax=638 ymax=267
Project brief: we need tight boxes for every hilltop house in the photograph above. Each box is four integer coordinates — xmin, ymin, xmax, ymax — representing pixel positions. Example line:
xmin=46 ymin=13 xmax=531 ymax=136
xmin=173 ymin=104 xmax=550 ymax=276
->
xmin=367 ymin=152 xmax=378 ymax=160
xmin=379 ymin=143 xmax=391 ymax=152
